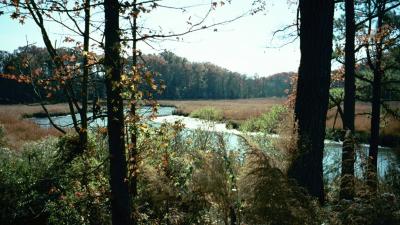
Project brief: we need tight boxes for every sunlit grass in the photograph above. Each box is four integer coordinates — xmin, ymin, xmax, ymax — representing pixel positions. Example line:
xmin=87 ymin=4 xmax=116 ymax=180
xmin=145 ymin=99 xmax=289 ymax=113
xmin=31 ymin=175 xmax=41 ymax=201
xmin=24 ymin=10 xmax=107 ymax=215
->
xmin=0 ymin=104 xmax=68 ymax=149
xmin=161 ymin=98 xmax=400 ymax=136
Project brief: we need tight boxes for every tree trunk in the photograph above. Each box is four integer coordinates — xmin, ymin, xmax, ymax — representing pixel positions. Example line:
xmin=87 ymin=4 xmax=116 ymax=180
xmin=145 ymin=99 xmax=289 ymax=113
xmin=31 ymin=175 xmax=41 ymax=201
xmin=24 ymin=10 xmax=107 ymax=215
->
xmin=104 ymin=0 xmax=132 ymax=224
xmin=368 ymin=68 xmax=382 ymax=191
xmin=367 ymin=0 xmax=385 ymax=192
xmin=288 ymin=0 xmax=335 ymax=204
xmin=80 ymin=0 xmax=90 ymax=152
xmin=129 ymin=2 xmax=138 ymax=224
xmin=340 ymin=0 xmax=356 ymax=200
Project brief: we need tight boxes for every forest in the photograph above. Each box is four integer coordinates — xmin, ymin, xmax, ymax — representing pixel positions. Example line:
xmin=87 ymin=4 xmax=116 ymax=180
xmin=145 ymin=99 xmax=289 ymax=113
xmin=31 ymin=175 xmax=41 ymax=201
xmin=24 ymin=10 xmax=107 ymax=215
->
xmin=0 ymin=47 xmax=292 ymax=103
xmin=0 ymin=0 xmax=399 ymax=225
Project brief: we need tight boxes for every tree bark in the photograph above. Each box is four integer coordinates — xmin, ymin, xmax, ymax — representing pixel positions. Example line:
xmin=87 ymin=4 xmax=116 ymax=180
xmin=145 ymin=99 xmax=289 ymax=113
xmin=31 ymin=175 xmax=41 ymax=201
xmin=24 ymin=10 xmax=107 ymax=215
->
xmin=340 ymin=0 xmax=356 ymax=200
xmin=104 ymin=0 xmax=132 ymax=224
xmin=129 ymin=1 xmax=138 ymax=223
xmin=80 ymin=0 xmax=90 ymax=152
xmin=367 ymin=0 xmax=385 ymax=192
xmin=288 ymin=0 xmax=335 ymax=204
xmin=368 ymin=69 xmax=382 ymax=191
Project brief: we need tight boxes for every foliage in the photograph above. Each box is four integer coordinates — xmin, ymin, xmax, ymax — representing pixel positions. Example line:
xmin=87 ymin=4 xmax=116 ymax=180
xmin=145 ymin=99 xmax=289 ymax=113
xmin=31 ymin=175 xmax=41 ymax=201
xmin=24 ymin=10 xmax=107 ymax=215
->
xmin=0 ymin=138 xmax=59 ymax=225
xmin=240 ymin=105 xmax=288 ymax=133
xmin=0 ymin=109 xmax=398 ymax=225
xmin=238 ymin=143 xmax=321 ymax=225
xmin=0 ymin=124 xmax=6 ymax=146
xmin=324 ymin=187 xmax=400 ymax=225
xmin=0 ymin=133 xmax=111 ymax=225
xmin=190 ymin=107 xmax=223 ymax=121
xmin=134 ymin=121 xmax=244 ymax=224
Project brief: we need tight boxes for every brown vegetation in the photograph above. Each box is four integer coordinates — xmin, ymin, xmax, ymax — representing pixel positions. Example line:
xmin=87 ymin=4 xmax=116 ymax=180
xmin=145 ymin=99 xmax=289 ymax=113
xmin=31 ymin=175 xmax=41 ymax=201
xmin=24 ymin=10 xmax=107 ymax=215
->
xmin=0 ymin=104 xmax=68 ymax=149
xmin=160 ymin=98 xmax=286 ymax=121
xmin=161 ymin=98 xmax=400 ymax=136
xmin=326 ymin=101 xmax=400 ymax=135
xmin=0 ymin=99 xmax=399 ymax=149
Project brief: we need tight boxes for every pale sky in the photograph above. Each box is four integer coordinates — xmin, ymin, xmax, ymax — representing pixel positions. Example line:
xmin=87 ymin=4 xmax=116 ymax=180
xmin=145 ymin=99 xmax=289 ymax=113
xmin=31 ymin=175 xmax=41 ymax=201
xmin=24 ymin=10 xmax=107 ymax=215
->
xmin=0 ymin=0 xmax=300 ymax=77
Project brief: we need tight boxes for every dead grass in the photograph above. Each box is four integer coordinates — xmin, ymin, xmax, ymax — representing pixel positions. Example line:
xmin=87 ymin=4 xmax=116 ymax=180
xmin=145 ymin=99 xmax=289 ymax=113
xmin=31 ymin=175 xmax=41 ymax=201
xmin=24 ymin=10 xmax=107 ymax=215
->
xmin=326 ymin=101 xmax=400 ymax=135
xmin=159 ymin=98 xmax=286 ymax=121
xmin=0 ymin=104 xmax=69 ymax=150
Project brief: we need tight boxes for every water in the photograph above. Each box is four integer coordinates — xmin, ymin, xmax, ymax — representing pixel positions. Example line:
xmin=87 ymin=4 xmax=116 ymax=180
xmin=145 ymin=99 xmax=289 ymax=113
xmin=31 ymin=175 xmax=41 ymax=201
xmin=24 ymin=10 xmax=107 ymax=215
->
xmin=324 ymin=143 xmax=399 ymax=181
xmin=29 ymin=106 xmax=176 ymax=128
xmin=30 ymin=106 xmax=399 ymax=181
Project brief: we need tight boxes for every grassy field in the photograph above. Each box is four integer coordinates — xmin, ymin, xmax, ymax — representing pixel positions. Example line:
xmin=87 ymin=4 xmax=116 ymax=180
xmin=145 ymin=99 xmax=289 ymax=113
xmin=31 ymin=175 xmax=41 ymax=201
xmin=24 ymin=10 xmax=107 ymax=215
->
xmin=0 ymin=98 xmax=399 ymax=149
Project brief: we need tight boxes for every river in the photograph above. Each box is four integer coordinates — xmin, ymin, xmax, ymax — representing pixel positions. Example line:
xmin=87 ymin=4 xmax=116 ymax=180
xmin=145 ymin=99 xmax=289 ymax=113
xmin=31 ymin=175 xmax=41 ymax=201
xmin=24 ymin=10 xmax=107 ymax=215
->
xmin=29 ymin=106 xmax=399 ymax=182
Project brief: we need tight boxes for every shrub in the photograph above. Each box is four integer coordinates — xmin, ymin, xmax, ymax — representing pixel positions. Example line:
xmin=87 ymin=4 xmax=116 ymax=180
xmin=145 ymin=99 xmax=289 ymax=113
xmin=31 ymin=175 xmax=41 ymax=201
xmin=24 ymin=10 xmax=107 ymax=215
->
xmin=0 ymin=124 xmax=6 ymax=146
xmin=136 ymin=122 xmax=211 ymax=224
xmin=325 ymin=193 xmax=400 ymax=225
xmin=0 ymin=138 xmax=58 ymax=225
xmin=0 ymin=133 xmax=111 ymax=225
xmin=238 ymin=147 xmax=321 ymax=225
xmin=240 ymin=105 xmax=288 ymax=134
xmin=134 ymin=121 xmax=248 ymax=224
xmin=190 ymin=107 xmax=223 ymax=121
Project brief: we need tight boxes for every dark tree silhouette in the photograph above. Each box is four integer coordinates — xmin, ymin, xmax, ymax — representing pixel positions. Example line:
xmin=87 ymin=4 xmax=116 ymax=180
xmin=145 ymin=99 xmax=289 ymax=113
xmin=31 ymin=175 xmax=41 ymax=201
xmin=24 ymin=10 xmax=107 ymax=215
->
xmin=367 ymin=0 xmax=385 ymax=191
xmin=288 ymin=0 xmax=335 ymax=204
xmin=104 ymin=0 xmax=132 ymax=224
xmin=340 ymin=0 xmax=356 ymax=200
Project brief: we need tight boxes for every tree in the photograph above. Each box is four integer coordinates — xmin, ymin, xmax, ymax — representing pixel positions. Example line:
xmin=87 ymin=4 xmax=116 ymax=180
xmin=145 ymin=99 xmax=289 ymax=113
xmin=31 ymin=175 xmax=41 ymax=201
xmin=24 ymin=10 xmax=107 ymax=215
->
xmin=340 ymin=0 xmax=356 ymax=200
xmin=0 ymin=0 xmax=104 ymax=152
xmin=331 ymin=0 xmax=400 ymax=193
xmin=288 ymin=0 xmax=335 ymax=204
xmin=104 ymin=0 xmax=132 ymax=224
xmin=352 ymin=0 xmax=400 ymax=191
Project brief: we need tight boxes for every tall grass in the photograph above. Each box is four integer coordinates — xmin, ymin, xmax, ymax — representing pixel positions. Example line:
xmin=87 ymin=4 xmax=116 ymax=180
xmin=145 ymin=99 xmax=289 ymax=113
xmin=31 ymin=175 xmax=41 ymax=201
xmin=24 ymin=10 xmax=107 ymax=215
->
xmin=161 ymin=98 xmax=400 ymax=137
xmin=0 ymin=104 xmax=69 ymax=149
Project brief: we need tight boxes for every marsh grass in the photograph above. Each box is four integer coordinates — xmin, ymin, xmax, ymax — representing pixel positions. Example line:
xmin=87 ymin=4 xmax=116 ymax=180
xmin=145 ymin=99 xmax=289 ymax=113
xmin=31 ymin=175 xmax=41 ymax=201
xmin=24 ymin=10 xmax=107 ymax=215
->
xmin=162 ymin=98 xmax=400 ymax=141
xmin=160 ymin=98 xmax=286 ymax=121
xmin=0 ymin=99 xmax=399 ymax=149
xmin=0 ymin=104 xmax=68 ymax=149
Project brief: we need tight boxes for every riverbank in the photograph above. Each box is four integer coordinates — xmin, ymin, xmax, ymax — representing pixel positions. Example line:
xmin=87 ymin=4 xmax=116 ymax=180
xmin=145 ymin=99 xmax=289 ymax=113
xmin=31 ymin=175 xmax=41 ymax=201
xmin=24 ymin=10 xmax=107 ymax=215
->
xmin=1 ymin=98 xmax=399 ymax=149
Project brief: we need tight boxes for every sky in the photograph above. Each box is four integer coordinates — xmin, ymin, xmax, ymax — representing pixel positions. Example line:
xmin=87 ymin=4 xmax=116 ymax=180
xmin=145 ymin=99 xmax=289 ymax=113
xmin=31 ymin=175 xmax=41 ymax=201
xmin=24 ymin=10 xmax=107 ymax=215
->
xmin=0 ymin=0 xmax=300 ymax=77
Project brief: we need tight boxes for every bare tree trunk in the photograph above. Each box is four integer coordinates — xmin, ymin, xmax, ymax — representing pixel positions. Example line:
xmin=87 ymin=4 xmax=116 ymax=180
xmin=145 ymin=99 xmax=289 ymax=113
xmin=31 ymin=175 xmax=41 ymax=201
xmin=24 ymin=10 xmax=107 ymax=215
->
xmin=368 ymin=67 xmax=382 ymax=191
xmin=367 ymin=0 xmax=385 ymax=192
xmin=340 ymin=0 xmax=356 ymax=200
xmin=80 ymin=0 xmax=90 ymax=152
xmin=128 ymin=2 xmax=138 ymax=224
xmin=288 ymin=0 xmax=335 ymax=204
xmin=104 ymin=0 xmax=132 ymax=224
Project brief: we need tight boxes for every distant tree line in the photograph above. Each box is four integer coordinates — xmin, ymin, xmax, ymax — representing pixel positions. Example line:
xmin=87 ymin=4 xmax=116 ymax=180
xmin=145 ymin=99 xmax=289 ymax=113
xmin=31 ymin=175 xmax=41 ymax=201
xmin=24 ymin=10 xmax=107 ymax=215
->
xmin=143 ymin=51 xmax=293 ymax=99
xmin=0 ymin=46 xmax=293 ymax=103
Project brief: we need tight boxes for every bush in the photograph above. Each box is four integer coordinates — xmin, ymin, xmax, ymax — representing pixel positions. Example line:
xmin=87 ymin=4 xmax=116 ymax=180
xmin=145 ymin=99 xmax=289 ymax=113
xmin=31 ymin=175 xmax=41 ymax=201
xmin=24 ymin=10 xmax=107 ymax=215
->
xmin=134 ymin=121 xmax=247 ymax=224
xmin=136 ymin=122 xmax=211 ymax=224
xmin=190 ymin=107 xmax=223 ymax=121
xmin=0 ymin=138 xmax=59 ymax=225
xmin=0 ymin=124 xmax=6 ymax=146
xmin=239 ymin=147 xmax=321 ymax=225
xmin=325 ymin=193 xmax=400 ymax=225
xmin=240 ymin=105 xmax=288 ymax=134
xmin=0 ymin=133 xmax=111 ymax=225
